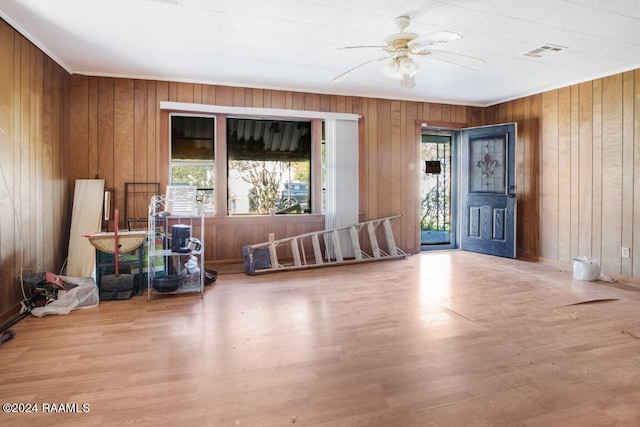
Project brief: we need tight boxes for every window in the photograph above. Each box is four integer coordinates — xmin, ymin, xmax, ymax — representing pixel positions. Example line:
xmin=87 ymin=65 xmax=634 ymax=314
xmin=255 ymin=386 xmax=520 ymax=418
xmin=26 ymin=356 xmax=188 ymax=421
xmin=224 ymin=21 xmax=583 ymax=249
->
xmin=170 ymin=115 xmax=215 ymax=212
xmin=163 ymin=101 xmax=359 ymax=220
xmin=227 ymin=118 xmax=311 ymax=215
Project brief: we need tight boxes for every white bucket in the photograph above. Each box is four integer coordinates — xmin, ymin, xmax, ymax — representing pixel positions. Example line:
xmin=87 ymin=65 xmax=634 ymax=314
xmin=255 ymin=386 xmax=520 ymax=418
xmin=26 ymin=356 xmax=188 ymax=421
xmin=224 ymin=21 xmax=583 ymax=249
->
xmin=572 ymin=257 xmax=601 ymax=281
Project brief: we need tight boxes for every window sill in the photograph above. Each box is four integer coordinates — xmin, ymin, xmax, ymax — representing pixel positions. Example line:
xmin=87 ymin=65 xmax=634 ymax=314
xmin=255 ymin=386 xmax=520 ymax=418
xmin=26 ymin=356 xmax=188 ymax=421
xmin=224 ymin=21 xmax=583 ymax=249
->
xmin=203 ymin=213 xmax=325 ymax=223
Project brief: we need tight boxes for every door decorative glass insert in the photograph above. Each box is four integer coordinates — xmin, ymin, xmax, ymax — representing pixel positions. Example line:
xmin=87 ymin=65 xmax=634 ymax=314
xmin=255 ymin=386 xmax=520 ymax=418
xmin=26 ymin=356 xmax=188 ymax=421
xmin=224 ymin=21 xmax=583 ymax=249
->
xmin=470 ymin=137 xmax=505 ymax=193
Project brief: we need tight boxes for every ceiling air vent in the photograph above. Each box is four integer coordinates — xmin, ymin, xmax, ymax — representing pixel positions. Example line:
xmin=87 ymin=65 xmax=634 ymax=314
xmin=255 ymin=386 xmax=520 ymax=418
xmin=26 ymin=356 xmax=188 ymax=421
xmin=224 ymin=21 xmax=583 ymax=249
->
xmin=522 ymin=44 xmax=567 ymax=58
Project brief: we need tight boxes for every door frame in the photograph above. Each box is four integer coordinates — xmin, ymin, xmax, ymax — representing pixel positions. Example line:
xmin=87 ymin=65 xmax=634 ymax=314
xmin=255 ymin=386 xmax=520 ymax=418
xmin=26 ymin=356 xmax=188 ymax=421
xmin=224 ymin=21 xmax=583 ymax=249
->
xmin=420 ymin=127 xmax=459 ymax=252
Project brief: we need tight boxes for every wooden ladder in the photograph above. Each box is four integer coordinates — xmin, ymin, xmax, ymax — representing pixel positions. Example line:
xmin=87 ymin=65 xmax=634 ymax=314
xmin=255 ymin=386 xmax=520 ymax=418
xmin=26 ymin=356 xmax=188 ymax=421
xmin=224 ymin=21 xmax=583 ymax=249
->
xmin=242 ymin=215 xmax=407 ymax=274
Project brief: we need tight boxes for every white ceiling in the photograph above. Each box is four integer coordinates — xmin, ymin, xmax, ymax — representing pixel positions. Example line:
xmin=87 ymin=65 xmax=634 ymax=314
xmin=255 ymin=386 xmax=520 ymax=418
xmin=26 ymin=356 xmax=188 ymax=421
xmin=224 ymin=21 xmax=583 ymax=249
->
xmin=1 ymin=0 xmax=640 ymax=107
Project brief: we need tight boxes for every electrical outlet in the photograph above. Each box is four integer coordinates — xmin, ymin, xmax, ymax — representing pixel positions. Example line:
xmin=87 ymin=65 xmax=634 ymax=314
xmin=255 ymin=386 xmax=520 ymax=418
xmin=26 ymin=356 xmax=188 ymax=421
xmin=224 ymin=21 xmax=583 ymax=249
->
xmin=268 ymin=233 xmax=275 ymax=241
xmin=622 ymin=247 xmax=630 ymax=258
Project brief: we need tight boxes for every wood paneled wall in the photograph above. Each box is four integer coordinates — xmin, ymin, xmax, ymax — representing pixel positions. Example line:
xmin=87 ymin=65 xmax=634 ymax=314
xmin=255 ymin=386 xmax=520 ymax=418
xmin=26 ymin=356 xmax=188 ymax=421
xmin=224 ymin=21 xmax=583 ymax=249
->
xmin=5 ymin=15 xmax=640 ymax=321
xmin=0 ymin=19 xmax=69 ymax=320
xmin=67 ymin=76 xmax=481 ymax=263
xmin=482 ymin=70 xmax=640 ymax=279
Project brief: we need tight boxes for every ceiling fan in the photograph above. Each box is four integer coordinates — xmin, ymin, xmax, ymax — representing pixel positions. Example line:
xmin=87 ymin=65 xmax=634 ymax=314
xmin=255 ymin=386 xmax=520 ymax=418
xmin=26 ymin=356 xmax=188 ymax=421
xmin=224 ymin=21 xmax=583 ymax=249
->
xmin=333 ymin=15 xmax=486 ymax=89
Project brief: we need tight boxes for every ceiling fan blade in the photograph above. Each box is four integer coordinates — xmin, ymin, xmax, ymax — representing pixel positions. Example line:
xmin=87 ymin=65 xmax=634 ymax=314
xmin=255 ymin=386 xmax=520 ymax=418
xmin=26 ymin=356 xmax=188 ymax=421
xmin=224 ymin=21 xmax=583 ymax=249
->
xmin=418 ymin=50 xmax=486 ymax=70
xmin=408 ymin=30 xmax=462 ymax=49
xmin=337 ymin=45 xmax=387 ymax=50
xmin=332 ymin=56 xmax=390 ymax=82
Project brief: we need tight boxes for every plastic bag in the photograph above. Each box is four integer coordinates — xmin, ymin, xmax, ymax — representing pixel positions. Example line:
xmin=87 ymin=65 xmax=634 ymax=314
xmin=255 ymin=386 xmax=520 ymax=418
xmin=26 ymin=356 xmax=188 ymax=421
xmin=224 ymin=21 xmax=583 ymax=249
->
xmin=31 ymin=276 xmax=99 ymax=317
xmin=572 ymin=257 xmax=601 ymax=281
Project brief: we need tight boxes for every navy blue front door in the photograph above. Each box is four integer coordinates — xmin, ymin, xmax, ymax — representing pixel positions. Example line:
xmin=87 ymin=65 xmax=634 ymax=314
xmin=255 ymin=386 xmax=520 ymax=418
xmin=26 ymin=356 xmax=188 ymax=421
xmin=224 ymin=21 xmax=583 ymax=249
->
xmin=460 ymin=124 xmax=516 ymax=258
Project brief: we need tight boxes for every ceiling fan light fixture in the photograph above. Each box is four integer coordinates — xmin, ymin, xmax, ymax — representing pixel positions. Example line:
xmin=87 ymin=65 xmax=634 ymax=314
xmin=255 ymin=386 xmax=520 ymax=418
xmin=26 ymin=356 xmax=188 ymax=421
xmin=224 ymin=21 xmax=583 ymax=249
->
xmin=381 ymin=58 xmax=404 ymax=80
xmin=398 ymin=56 xmax=419 ymax=77
xmin=400 ymin=75 xmax=416 ymax=89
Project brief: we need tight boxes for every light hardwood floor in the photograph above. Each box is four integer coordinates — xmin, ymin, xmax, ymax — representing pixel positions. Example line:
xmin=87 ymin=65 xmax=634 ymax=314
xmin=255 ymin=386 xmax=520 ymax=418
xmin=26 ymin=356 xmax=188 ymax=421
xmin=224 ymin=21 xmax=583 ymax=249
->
xmin=2 ymin=251 xmax=640 ymax=426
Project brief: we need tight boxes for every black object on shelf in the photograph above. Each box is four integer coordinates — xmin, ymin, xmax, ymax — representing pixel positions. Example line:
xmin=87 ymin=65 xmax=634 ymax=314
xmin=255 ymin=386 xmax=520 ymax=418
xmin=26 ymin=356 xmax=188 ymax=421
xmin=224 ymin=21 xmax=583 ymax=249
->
xmin=152 ymin=275 xmax=183 ymax=292
xmin=171 ymin=224 xmax=192 ymax=253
